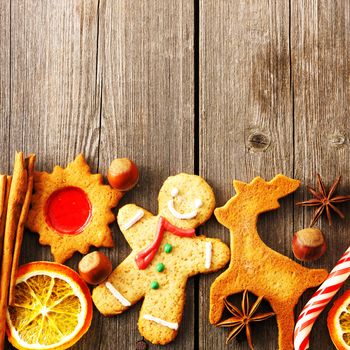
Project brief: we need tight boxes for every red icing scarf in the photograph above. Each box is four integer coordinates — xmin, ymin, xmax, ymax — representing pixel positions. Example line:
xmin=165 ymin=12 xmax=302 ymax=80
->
xmin=135 ymin=216 xmax=195 ymax=269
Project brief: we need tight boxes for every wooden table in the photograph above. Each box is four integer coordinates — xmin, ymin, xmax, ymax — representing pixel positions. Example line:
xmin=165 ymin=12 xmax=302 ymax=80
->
xmin=1 ymin=1 xmax=349 ymax=349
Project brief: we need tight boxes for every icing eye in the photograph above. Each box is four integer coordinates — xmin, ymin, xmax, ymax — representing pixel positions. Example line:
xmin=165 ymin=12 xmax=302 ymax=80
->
xmin=171 ymin=188 xmax=179 ymax=197
xmin=194 ymin=198 xmax=202 ymax=208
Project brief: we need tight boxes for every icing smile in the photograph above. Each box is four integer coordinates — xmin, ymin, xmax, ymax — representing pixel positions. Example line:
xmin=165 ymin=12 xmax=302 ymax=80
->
xmin=167 ymin=187 xmax=202 ymax=220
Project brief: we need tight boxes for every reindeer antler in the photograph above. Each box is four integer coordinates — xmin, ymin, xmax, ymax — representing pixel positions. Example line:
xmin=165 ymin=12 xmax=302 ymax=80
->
xmin=268 ymin=174 xmax=300 ymax=197
xmin=215 ymin=174 xmax=300 ymax=229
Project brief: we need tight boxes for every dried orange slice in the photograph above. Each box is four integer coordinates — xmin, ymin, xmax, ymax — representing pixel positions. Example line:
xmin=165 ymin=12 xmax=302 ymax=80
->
xmin=328 ymin=290 xmax=350 ymax=350
xmin=6 ymin=261 xmax=92 ymax=350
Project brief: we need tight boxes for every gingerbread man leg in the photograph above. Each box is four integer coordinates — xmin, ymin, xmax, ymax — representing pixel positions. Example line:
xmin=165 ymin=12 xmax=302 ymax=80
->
xmin=138 ymin=284 xmax=186 ymax=345
xmin=92 ymin=257 xmax=146 ymax=316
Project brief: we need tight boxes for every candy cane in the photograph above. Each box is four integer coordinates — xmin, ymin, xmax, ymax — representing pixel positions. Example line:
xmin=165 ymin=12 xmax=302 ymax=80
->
xmin=294 ymin=246 xmax=350 ymax=350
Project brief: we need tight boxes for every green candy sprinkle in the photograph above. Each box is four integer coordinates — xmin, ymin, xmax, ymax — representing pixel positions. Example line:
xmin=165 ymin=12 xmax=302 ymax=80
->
xmin=156 ymin=263 xmax=165 ymax=272
xmin=150 ymin=281 xmax=159 ymax=290
xmin=164 ymin=243 xmax=172 ymax=253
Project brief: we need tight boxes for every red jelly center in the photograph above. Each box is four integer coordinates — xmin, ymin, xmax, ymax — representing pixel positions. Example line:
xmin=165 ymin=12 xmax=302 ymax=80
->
xmin=45 ymin=186 xmax=92 ymax=235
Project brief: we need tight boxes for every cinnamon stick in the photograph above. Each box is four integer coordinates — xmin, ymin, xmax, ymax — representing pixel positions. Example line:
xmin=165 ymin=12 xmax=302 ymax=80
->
xmin=0 ymin=176 xmax=6 ymax=220
xmin=0 ymin=177 xmax=12 ymax=261
xmin=9 ymin=154 xmax=35 ymax=305
xmin=0 ymin=152 xmax=27 ymax=350
xmin=0 ymin=175 xmax=7 ymax=267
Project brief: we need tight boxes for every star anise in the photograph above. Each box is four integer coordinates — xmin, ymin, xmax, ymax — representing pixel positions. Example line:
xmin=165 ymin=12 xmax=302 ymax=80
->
xmin=217 ymin=290 xmax=275 ymax=350
xmin=297 ymin=174 xmax=350 ymax=227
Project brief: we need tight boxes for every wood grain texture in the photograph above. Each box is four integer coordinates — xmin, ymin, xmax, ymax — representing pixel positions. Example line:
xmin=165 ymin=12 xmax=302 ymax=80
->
xmin=10 ymin=0 xmax=101 ymax=171
xmin=93 ymin=1 xmax=195 ymax=349
xmin=1 ymin=0 xmax=350 ymax=349
xmin=199 ymin=1 xmax=293 ymax=349
xmin=0 ymin=0 xmax=10 ymax=174
xmin=293 ymin=0 xmax=350 ymax=348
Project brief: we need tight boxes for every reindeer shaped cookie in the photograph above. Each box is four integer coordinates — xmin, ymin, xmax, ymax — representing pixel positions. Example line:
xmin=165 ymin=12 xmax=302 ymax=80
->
xmin=210 ymin=175 xmax=328 ymax=350
xmin=93 ymin=173 xmax=230 ymax=345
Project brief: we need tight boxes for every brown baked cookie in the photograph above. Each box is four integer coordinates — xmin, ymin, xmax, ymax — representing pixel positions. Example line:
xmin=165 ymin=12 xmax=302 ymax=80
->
xmin=26 ymin=154 xmax=122 ymax=263
xmin=210 ymin=174 xmax=328 ymax=350
xmin=92 ymin=173 xmax=230 ymax=345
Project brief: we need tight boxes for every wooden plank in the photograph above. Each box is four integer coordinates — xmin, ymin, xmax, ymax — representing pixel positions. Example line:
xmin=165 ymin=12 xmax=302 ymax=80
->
xmin=10 ymin=0 xmax=100 ymax=252
xmin=292 ymin=0 xmax=350 ymax=348
xmin=0 ymin=0 xmax=10 ymax=174
xmin=94 ymin=1 xmax=195 ymax=349
xmin=10 ymin=0 xmax=101 ymax=171
xmin=9 ymin=1 xmax=100 ymax=348
xmin=199 ymin=1 xmax=293 ymax=349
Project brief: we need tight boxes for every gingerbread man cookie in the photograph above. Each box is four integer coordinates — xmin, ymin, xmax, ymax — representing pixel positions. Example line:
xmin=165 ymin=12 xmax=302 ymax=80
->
xmin=92 ymin=173 xmax=230 ymax=345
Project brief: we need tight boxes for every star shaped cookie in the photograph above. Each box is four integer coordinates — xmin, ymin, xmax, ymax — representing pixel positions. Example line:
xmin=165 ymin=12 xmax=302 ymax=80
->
xmin=26 ymin=154 xmax=122 ymax=263
xmin=92 ymin=173 xmax=230 ymax=345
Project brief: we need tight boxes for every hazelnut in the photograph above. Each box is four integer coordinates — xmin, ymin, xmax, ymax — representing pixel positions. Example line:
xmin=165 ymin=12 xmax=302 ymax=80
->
xmin=78 ymin=251 xmax=112 ymax=285
xmin=107 ymin=158 xmax=139 ymax=191
xmin=292 ymin=228 xmax=327 ymax=262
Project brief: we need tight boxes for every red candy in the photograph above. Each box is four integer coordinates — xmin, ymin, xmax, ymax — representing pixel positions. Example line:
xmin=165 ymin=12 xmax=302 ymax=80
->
xmin=45 ymin=186 xmax=92 ymax=235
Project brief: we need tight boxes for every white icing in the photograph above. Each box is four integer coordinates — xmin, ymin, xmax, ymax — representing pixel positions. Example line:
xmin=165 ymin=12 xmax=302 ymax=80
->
xmin=194 ymin=198 xmax=203 ymax=208
xmin=205 ymin=242 xmax=212 ymax=269
xmin=106 ymin=282 xmax=131 ymax=307
xmin=167 ymin=199 xmax=198 ymax=220
xmin=143 ymin=314 xmax=179 ymax=330
xmin=123 ymin=209 xmax=144 ymax=230
xmin=171 ymin=187 xmax=179 ymax=197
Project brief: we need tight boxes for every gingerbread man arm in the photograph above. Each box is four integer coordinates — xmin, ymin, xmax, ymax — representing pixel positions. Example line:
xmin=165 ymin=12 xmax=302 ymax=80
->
xmin=191 ymin=237 xmax=230 ymax=275
xmin=117 ymin=204 xmax=158 ymax=250
xmin=92 ymin=255 xmax=146 ymax=316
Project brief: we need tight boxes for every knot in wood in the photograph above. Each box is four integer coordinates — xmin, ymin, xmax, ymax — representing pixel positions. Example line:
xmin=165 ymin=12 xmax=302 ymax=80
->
xmin=328 ymin=133 xmax=346 ymax=147
xmin=247 ymin=132 xmax=270 ymax=152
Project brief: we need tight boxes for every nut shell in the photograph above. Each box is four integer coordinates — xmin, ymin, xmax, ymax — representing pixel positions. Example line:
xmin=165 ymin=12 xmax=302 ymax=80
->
xmin=107 ymin=158 xmax=139 ymax=191
xmin=292 ymin=228 xmax=327 ymax=262
xmin=78 ymin=251 xmax=112 ymax=285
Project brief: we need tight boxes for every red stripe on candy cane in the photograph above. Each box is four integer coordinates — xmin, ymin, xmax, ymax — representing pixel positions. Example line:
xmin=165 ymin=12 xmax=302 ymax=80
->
xmin=294 ymin=246 xmax=350 ymax=350
xmin=299 ymin=317 xmax=317 ymax=332
xmin=305 ymin=304 xmax=327 ymax=315
xmin=299 ymin=337 xmax=310 ymax=350
xmin=328 ymin=267 xmax=350 ymax=278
